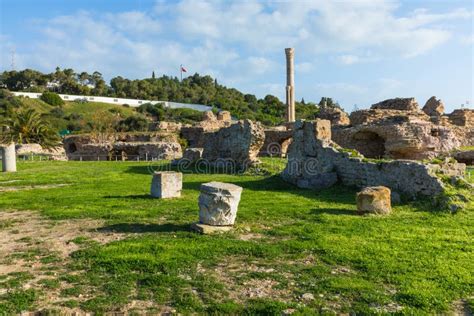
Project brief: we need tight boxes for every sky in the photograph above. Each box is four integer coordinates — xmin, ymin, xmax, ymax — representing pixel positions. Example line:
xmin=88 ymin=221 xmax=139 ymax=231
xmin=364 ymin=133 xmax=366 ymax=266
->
xmin=0 ymin=0 xmax=473 ymax=113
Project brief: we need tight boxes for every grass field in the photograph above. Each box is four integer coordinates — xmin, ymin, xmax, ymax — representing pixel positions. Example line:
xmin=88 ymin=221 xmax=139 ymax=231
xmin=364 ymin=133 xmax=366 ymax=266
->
xmin=0 ymin=159 xmax=473 ymax=314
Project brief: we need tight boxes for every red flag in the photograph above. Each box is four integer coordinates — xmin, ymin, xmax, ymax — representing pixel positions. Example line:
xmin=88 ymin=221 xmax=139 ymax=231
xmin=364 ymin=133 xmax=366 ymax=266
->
xmin=181 ymin=66 xmax=187 ymax=72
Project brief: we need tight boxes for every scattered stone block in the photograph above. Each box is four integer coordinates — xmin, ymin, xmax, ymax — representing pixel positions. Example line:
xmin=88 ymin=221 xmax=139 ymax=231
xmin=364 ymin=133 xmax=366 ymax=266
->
xmin=356 ymin=186 xmax=392 ymax=215
xmin=190 ymin=222 xmax=234 ymax=234
xmin=198 ymin=182 xmax=243 ymax=226
xmin=150 ymin=171 xmax=182 ymax=198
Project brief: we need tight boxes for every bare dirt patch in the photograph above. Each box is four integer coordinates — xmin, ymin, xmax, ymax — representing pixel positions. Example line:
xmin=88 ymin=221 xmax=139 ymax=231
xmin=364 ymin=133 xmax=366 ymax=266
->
xmin=0 ymin=210 xmax=127 ymax=312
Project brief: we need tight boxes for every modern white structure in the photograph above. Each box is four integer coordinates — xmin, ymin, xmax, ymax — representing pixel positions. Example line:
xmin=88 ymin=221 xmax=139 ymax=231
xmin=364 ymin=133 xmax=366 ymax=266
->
xmin=12 ymin=92 xmax=212 ymax=112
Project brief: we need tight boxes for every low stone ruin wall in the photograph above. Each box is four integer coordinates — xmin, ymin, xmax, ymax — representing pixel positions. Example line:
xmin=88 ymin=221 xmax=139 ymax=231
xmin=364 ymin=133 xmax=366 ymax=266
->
xmin=15 ymin=143 xmax=67 ymax=161
xmin=63 ymin=133 xmax=181 ymax=161
xmin=281 ymin=120 xmax=466 ymax=198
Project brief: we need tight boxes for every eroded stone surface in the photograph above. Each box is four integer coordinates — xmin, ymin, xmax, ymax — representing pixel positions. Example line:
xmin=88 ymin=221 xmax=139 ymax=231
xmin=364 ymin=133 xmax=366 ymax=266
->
xmin=198 ymin=182 xmax=243 ymax=226
xmin=150 ymin=171 xmax=183 ymax=199
xmin=201 ymin=120 xmax=265 ymax=168
xmin=422 ymin=96 xmax=444 ymax=117
xmin=371 ymin=97 xmax=419 ymax=111
xmin=356 ymin=186 xmax=392 ymax=215
xmin=63 ymin=133 xmax=182 ymax=161
xmin=282 ymin=120 xmax=465 ymax=198
xmin=317 ymin=105 xmax=350 ymax=126
xmin=333 ymin=100 xmax=470 ymax=160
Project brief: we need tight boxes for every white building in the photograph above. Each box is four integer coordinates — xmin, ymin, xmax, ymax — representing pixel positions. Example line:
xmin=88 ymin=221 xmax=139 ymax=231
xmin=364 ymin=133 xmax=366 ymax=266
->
xmin=11 ymin=92 xmax=212 ymax=112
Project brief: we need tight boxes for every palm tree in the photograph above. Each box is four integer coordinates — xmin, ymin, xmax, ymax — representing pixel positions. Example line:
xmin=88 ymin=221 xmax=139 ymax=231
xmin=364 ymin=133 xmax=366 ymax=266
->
xmin=0 ymin=108 xmax=60 ymax=148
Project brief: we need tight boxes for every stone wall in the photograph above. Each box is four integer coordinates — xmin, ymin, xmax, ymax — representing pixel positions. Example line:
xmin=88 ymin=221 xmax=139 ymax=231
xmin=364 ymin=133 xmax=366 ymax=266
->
xmin=201 ymin=119 xmax=265 ymax=168
xmin=282 ymin=120 xmax=466 ymax=198
xmin=259 ymin=127 xmax=293 ymax=157
xmin=63 ymin=133 xmax=181 ymax=161
xmin=16 ymin=143 xmax=67 ymax=161
xmin=449 ymin=109 xmax=474 ymax=127
xmin=317 ymin=106 xmax=350 ymax=126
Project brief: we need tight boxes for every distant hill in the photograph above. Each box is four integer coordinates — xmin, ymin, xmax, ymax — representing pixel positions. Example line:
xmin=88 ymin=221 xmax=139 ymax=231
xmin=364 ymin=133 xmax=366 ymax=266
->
xmin=1 ymin=68 xmax=327 ymax=126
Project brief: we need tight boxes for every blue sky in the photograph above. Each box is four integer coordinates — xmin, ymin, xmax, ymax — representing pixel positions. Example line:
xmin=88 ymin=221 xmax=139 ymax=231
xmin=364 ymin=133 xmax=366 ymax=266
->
xmin=1 ymin=0 xmax=473 ymax=112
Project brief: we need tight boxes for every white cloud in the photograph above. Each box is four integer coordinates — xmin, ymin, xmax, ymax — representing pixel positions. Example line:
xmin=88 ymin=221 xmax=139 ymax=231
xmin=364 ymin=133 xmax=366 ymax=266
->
xmin=315 ymin=82 xmax=368 ymax=95
xmin=2 ymin=0 xmax=471 ymax=109
xmin=295 ymin=62 xmax=313 ymax=73
xmin=151 ymin=0 xmax=470 ymax=60
xmin=106 ymin=11 xmax=161 ymax=34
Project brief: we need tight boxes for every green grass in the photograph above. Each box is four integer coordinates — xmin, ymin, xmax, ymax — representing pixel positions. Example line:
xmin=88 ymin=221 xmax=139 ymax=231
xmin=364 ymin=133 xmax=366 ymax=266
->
xmin=460 ymin=146 xmax=474 ymax=151
xmin=61 ymin=100 xmax=136 ymax=121
xmin=0 ymin=160 xmax=473 ymax=314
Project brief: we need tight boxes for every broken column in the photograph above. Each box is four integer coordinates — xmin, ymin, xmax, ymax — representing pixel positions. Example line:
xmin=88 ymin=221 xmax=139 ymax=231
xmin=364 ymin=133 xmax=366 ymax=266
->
xmin=150 ymin=171 xmax=182 ymax=198
xmin=192 ymin=182 xmax=243 ymax=234
xmin=1 ymin=143 xmax=17 ymax=172
xmin=285 ymin=48 xmax=295 ymax=123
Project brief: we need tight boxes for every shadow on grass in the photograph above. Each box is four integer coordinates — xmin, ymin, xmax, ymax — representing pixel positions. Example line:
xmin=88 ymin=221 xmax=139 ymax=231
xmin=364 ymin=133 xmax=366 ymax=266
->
xmin=97 ymin=223 xmax=190 ymax=233
xmin=310 ymin=208 xmax=358 ymax=216
xmin=103 ymin=194 xmax=153 ymax=199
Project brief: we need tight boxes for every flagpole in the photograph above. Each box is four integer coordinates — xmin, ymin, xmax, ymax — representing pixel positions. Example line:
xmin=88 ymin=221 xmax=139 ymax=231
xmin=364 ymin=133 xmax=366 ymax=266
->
xmin=180 ymin=64 xmax=182 ymax=82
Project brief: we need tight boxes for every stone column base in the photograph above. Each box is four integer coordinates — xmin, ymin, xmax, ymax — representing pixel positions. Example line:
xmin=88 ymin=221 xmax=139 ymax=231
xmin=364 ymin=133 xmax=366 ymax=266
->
xmin=190 ymin=222 xmax=233 ymax=234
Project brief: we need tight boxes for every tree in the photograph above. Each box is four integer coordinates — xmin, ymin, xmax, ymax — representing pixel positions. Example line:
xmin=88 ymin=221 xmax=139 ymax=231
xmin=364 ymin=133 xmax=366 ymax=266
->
xmin=0 ymin=108 xmax=60 ymax=148
xmin=116 ymin=116 xmax=149 ymax=132
xmin=40 ymin=92 xmax=64 ymax=106
xmin=152 ymin=71 xmax=156 ymax=79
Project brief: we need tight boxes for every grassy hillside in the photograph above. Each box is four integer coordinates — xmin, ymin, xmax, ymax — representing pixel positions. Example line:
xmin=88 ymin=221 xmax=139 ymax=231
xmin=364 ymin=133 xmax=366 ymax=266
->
xmin=0 ymin=161 xmax=472 ymax=314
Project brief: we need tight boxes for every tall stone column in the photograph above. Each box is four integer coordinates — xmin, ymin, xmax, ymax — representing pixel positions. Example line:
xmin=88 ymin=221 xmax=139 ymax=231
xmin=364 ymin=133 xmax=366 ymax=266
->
xmin=2 ymin=143 xmax=17 ymax=172
xmin=285 ymin=48 xmax=295 ymax=123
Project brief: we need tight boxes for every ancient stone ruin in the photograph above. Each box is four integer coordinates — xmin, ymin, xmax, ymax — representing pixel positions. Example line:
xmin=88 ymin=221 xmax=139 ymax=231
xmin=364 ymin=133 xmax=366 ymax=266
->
xmin=180 ymin=110 xmax=233 ymax=148
xmin=16 ymin=143 xmax=66 ymax=161
xmin=331 ymin=97 xmax=473 ymax=160
xmin=63 ymin=133 xmax=182 ymax=161
xmin=285 ymin=48 xmax=296 ymax=123
xmin=260 ymin=126 xmax=293 ymax=157
xmin=176 ymin=119 xmax=265 ymax=170
xmin=281 ymin=119 xmax=466 ymax=199
xmin=198 ymin=181 xmax=243 ymax=226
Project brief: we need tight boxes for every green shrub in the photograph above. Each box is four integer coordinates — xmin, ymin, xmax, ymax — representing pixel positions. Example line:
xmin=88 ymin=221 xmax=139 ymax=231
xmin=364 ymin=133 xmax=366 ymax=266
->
xmin=116 ymin=116 xmax=149 ymax=132
xmin=40 ymin=92 xmax=64 ymax=106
